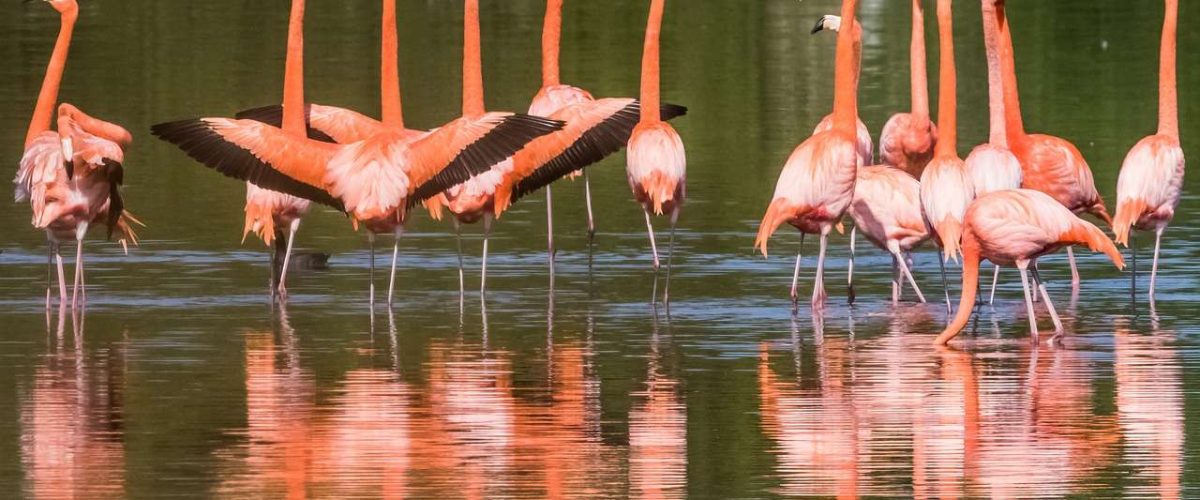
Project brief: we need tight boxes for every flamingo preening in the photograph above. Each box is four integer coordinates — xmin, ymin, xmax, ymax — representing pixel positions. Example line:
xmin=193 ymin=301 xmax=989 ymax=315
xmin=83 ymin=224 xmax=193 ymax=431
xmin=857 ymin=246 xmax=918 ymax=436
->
xmin=1113 ymin=0 xmax=1184 ymax=303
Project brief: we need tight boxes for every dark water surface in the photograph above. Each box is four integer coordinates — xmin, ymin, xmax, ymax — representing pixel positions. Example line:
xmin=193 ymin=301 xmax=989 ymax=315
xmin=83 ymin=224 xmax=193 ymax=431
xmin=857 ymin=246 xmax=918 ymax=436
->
xmin=2 ymin=0 xmax=1199 ymax=497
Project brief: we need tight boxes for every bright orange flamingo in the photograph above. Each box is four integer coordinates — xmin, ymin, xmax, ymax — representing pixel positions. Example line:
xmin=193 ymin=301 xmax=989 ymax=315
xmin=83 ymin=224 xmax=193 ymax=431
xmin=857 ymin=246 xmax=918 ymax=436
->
xmin=811 ymin=15 xmax=872 ymax=167
xmin=152 ymin=8 xmax=565 ymax=307
xmin=934 ymin=189 xmax=1124 ymax=346
xmin=239 ymin=0 xmax=311 ymax=298
xmin=627 ymin=0 xmax=687 ymax=303
xmin=919 ymin=0 xmax=974 ymax=312
xmin=1113 ymin=0 xmax=1183 ymax=302
xmin=14 ymin=0 xmax=138 ymax=308
xmin=994 ymin=0 xmax=1111 ymax=288
xmin=756 ymin=0 xmax=860 ymax=309
xmin=879 ymin=0 xmax=937 ymax=178
xmin=845 ymin=166 xmax=930 ymax=305
xmin=965 ymin=0 xmax=1023 ymax=304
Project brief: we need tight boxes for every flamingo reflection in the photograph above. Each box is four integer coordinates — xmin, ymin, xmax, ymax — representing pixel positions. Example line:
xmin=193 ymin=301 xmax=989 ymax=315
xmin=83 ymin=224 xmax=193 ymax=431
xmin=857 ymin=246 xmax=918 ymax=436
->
xmin=1114 ymin=318 xmax=1182 ymax=499
xmin=629 ymin=311 xmax=687 ymax=499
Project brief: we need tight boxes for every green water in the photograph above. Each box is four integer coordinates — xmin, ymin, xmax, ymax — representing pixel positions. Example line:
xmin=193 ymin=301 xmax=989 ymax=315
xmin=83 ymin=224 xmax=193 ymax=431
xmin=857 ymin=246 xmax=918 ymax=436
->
xmin=1 ymin=0 xmax=1198 ymax=497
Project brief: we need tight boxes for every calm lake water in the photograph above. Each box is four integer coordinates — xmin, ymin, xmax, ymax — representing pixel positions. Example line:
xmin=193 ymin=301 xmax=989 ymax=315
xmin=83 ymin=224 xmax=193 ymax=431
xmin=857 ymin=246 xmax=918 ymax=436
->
xmin=2 ymin=0 xmax=1199 ymax=497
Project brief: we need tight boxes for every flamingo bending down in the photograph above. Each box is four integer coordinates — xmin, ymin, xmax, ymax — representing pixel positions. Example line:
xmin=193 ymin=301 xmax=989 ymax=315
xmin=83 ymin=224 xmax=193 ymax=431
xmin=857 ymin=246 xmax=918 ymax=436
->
xmin=845 ymin=166 xmax=930 ymax=305
xmin=878 ymin=0 xmax=938 ymax=178
xmin=934 ymin=189 xmax=1124 ymax=345
xmin=919 ymin=0 xmax=974 ymax=312
xmin=810 ymin=15 xmax=873 ymax=167
xmin=995 ymin=0 xmax=1111 ymax=288
xmin=965 ymin=0 xmax=1023 ymax=304
xmin=1113 ymin=0 xmax=1184 ymax=302
xmin=755 ymin=0 xmax=860 ymax=309
xmin=627 ymin=0 xmax=687 ymax=304
xmin=13 ymin=0 xmax=138 ymax=308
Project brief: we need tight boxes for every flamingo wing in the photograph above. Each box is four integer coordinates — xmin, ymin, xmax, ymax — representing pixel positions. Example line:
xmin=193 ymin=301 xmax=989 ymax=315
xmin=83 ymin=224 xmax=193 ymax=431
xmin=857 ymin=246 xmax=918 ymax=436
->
xmin=1020 ymin=135 xmax=1102 ymax=213
xmin=151 ymin=117 xmax=345 ymax=210
xmin=235 ymin=103 xmax=415 ymax=144
xmin=405 ymin=112 xmax=565 ymax=205
xmin=14 ymin=132 xmax=64 ymax=204
xmin=510 ymin=100 xmax=687 ymax=203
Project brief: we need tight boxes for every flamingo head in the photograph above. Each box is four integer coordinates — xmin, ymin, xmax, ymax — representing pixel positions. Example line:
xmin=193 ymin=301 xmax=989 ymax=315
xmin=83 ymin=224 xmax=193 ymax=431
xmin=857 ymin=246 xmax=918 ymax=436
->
xmin=811 ymin=14 xmax=842 ymax=34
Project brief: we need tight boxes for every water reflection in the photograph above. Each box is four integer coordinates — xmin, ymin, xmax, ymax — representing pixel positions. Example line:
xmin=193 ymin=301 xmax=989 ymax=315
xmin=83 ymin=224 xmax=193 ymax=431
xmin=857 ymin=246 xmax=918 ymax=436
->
xmin=629 ymin=311 xmax=687 ymax=499
xmin=1114 ymin=318 xmax=1183 ymax=499
xmin=21 ymin=307 xmax=127 ymax=499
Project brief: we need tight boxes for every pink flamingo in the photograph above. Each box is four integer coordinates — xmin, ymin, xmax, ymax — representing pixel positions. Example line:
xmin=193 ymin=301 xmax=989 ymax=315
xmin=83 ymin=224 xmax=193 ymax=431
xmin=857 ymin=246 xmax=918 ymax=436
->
xmin=964 ymin=0 xmax=1023 ymax=304
xmin=14 ymin=0 xmax=137 ymax=308
xmin=919 ymin=0 xmax=975 ymax=312
xmin=627 ymin=0 xmax=687 ymax=303
xmin=810 ymin=15 xmax=873 ymax=167
xmin=152 ymin=3 xmax=564 ymax=305
xmin=845 ymin=166 xmax=930 ymax=305
xmin=756 ymin=0 xmax=860 ymax=309
xmin=934 ymin=189 xmax=1124 ymax=346
xmin=878 ymin=0 xmax=938 ymax=178
xmin=995 ymin=0 xmax=1111 ymax=288
xmin=1113 ymin=0 xmax=1184 ymax=302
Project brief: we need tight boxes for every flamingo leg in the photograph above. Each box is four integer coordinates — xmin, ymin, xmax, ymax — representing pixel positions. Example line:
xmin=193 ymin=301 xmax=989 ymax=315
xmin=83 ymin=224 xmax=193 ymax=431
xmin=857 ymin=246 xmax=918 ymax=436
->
xmin=1018 ymin=262 xmax=1039 ymax=340
xmin=891 ymin=254 xmax=900 ymax=304
xmin=663 ymin=211 xmax=677 ymax=305
xmin=45 ymin=243 xmax=53 ymax=310
xmin=1066 ymin=247 xmax=1080 ymax=289
xmin=277 ymin=219 xmax=300 ymax=298
xmin=644 ymin=209 xmax=660 ymax=270
xmin=811 ymin=228 xmax=829 ymax=309
xmin=367 ymin=232 xmax=376 ymax=305
xmin=481 ymin=213 xmax=492 ymax=295
xmin=988 ymin=265 xmax=1000 ymax=305
xmin=847 ymin=226 xmax=856 ymax=304
xmin=546 ymin=185 xmax=555 ymax=267
xmin=1130 ymin=232 xmax=1137 ymax=300
xmin=55 ymin=245 xmax=67 ymax=305
xmin=1031 ymin=265 xmax=1064 ymax=339
xmin=71 ymin=222 xmax=87 ymax=308
xmin=584 ymin=169 xmax=596 ymax=242
xmin=1149 ymin=226 xmax=1164 ymax=300
xmin=790 ymin=234 xmax=805 ymax=304
xmin=454 ymin=220 xmax=464 ymax=299
xmin=938 ymin=254 xmax=951 ymax=312
xmin=387 ymin=227 xmax=403 ymax=305
xmin=893 ymin=248 xmax=925 ymax=303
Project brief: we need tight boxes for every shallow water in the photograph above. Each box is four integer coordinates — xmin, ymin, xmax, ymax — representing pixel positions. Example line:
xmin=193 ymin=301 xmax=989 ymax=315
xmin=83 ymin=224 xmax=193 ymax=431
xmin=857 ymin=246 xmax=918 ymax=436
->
xmin=2 ymin=0 xmax=1199 ymax=497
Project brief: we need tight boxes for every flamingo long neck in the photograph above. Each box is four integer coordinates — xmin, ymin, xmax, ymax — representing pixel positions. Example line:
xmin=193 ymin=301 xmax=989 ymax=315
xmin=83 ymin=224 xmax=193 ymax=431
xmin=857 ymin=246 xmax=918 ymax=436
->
xmin=281 ymin=0 xmax=306 ymax=136
xmin=462 ymin=0 xmax=485 ymax=118
xmin=639 ymin=0 xmax=666 ymax=123
xmin=381 ymin=0 xmax=405 ymax=128
xmin=981 ymin=0 xmax=1006 ymax=147
xmin=935 ymin=236 xmax=980 ymax=345
xmin=25 ymin=6 xmax=77 ymax=148
xmin=541 ymin=0 xmax=563 ymax=87
xmin=1158 ymin=0 xmax=1178 ymax=139
xmin=995 ymin=1 xmax=1025 ymax=141
xmin=909 ymin=0 xmax=930 ymax=120
xmin=831 ymin=0 xmax=860 ymax=135
xmin=934 ymin=0 xmax=956 ymax=156
xmin=58 ymin=103 xmax=132 ymax=148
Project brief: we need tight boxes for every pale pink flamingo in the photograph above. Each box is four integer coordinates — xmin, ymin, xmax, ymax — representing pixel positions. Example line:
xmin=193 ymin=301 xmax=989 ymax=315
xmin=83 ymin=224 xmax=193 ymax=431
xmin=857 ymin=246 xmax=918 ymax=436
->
xmin=756 ymin=0 xmax=860 ymax=309
xmin=1112 ymin=0 xmax=1184 ymax=302
xmin=964 ymin=0 xmax=1023 ymax=304
xmin=811 ymin=15 xmax=873 ymax=167
xmin=14 ymin=0 xmax=137 ymax=309
xmin=919 ymin=0 xmax=974 ymax=312
xmin=152 ymin=2 xmax=564 ymax=305
xmin=934 ymin=189 xmax=1124 ymax=346
xmin=846 ymin=166 xmax=930 ymax=305
xmin=878 ymin=0 xmax=938 ymax=178
xmin=628 ymin=0 xmax=687 ymax=303
xmin=995 ymin=0 xmax=1111 ymax=288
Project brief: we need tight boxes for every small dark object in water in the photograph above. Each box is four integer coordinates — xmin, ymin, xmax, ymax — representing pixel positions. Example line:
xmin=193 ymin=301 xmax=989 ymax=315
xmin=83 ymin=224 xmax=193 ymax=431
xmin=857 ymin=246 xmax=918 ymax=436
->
xmin=292 ymin=252 xmax=330 ymax=271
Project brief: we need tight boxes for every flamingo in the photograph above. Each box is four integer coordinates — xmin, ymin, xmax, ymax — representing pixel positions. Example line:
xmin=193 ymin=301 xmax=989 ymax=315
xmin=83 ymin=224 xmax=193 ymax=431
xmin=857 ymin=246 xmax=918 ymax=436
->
xmin=238 ymin=0 xmax=313 ymax=299
xmin=810 ymin=15 xmax=873 ymax=167
xmin=755 ymin=0 xmax=860 ymax=309
xmin=933 ymin=189 xmax=1124 ymax=346
xmin=965 ymin=0 xmax=1023 ymax=304
xmin=13 ymin=0 xmax=138 ymax=309
xmin=627 ymin=0 xmax=687 ymax=304
xmin=919 ymin=0 xmax=975 ymax=312
xmin=1113 ymin=0 xmax=1184 ymax=302
xmin=845 ymin=166 xmax=930 ymax=305
xmin=151 ymin=4 xmax=566 ymax=306
xmin=994 ymin=0 xmax=1111 ymax=288
xmin=878 ymin=0 xmax=938 ymax=178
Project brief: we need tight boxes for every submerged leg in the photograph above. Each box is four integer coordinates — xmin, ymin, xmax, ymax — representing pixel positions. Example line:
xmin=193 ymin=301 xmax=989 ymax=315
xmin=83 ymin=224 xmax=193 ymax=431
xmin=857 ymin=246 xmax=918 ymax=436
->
xmin=989 ymin=265 xmax=1000 ymax=305
xmin=1130 ymin=233 xmax=1137 ymax=301
xmin=893 ymin=247 xmax=926 ymax=304
xmin=481 ymin=214 xmax=492 ymax=295
xmin=584 ymin=169 xmax=596 ymax=242
xmin=277 ymin=219 xmax=300 ymax=298
xmin=45 ymin=243 xmax=53 ymax=310
xmin=546 ymin=186 xmax=555 ymax=267
xmin=790 ymin=234 xmax=805 ymax=304
xmin=55 ymin=245 xmax=67 ymax=305
xmin=71 ymin=222 xmax=87 ymax=308
xmin=368 ymin=232 xmax=376 ymax=306
xmin=663 ymin=210 xmax=678 ymax=304
xmin=644 ymin=209 xmax=660 ymax=270
xmin=811 ymin=228 xmax=829 ymax=309
xmin=454 ymin=220 xmax=465 ymax=299
xmin=891 ymin=254 xmax=900 ymax=304
xmin=1149 ymin=226 xmax=1164 ymax=301
xmin=1018 ymin=262 xmax=1039 ymax=340
xmin=1032 ymin=265 xmax=1064 ymax=339
xmin=1067 ymin=247 xmax=1080 ymax=290
xmin=387 ymin=228 xmax=403 ymax=305
xmin=847 ymin=227 xmax=856 ymax=304
xmin=937 ymin=254 xmax=951 ymax=312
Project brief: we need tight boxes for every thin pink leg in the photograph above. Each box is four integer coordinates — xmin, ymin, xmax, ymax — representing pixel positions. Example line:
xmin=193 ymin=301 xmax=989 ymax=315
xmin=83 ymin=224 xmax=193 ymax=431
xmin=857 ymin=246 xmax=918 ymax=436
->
xmin=1018 ymin=262 xmax=1039 ymax=340
xmin=1067 ymin=247 xmax=1080 ymax=290
xmin=1149 ymin=225 xmax=1164 ymax=300
xmin=790 ymin=234 xmax=804 ymax=304
xmin=811 ymin=229 xmax=828 ymax=309
xmin=644 ymin=209 xmax=660 ymax=270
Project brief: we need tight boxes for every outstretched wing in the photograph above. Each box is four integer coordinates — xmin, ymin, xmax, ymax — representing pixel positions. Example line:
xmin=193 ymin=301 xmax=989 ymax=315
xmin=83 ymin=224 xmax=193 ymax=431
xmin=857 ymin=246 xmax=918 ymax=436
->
xmin=236 ymin=103 xmax=402 ymax=144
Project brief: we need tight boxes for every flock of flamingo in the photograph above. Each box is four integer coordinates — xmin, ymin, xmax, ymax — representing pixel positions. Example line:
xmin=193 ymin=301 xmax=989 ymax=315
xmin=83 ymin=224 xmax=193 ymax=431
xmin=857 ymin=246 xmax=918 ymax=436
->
xmin=13 ymin=0 xmax=1184 ymax=347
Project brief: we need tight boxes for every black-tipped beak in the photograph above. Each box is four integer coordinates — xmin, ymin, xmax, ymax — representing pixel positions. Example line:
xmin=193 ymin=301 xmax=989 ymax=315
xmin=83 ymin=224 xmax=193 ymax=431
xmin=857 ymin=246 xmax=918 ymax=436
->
xmin=810 ymin=18 xmax=826 ymax=34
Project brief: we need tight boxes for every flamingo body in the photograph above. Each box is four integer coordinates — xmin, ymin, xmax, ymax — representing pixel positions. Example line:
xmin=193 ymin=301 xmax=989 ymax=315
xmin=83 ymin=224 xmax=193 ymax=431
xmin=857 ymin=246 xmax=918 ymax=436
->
xmin=848 ymin=166 xmax=928 ymax=252
xmin=920 ymin=157 xmax=974 ymax=262
xmin=879 ymin=113 xmax=937 ymax=177
xmin=1113 ymin=135 xmax=1184 ymax=243
xmin=964 ymin=143 xmax=1022 ymax=196
xmin=627 ymin=121 xmax=686 ymax=216
xmin=813 ymin=114 xmax=873 ymax=167
xmin=1013 ymin=136 xmax=1107 ymax=220
xmin=529 ymin=84 xmax=594 ymax=118
xmin=757 ymin=131 xmax=858 ymax=244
